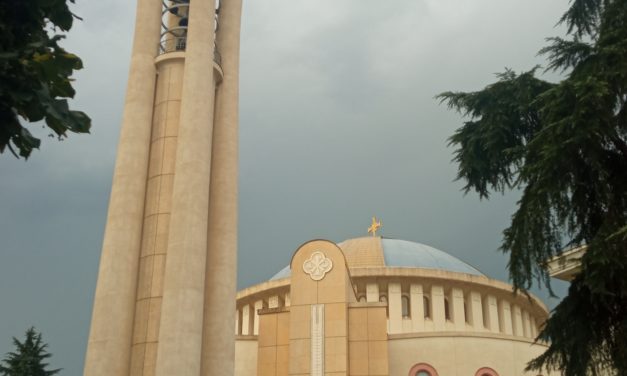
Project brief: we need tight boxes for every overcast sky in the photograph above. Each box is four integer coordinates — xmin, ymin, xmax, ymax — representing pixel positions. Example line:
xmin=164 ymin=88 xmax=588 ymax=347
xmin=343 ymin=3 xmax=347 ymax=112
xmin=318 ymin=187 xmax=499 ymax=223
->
xmin=0 ymin=1 xmax=571 ymax=374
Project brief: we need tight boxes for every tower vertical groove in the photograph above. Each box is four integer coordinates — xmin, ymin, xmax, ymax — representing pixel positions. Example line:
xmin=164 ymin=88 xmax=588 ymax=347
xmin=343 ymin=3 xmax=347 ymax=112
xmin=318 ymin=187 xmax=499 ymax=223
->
xmin=84 ymin=0 xmax=242 ymax=375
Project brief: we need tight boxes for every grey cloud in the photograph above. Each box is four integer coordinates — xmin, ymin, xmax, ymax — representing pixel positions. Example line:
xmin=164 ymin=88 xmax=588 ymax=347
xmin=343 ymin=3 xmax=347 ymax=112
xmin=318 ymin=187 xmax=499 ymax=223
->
xmin=0 ymin=1 xmax=570 ymax=374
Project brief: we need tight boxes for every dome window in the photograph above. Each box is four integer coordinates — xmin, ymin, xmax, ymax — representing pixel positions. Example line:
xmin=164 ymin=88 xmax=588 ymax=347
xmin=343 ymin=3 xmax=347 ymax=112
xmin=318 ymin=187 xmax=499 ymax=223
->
xmin=475 ymin=367 xmax=499 ymax=376
xmin=409 ymin=363 xmax=439 ymax=376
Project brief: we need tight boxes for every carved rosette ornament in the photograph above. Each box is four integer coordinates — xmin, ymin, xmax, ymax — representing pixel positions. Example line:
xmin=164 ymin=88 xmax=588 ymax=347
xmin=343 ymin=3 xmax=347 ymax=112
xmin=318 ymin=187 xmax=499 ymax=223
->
xmin=303 ymin=251 xmax=333 ymax=281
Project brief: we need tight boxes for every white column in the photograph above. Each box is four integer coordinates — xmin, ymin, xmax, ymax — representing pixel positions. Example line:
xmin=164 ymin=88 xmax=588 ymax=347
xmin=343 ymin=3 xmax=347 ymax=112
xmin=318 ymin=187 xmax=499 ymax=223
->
xmin=241 ymin=305 xmax=251 ymax=335
xmin=253 ymin=300 xmax=264 ymax=335
xmin=410 ymin=284 xmax=424 ymax=332
xmin=451 ymin=288 xmax=466 ymax=331
xmin=512 ymin=305 xmax=524 ymax=336
xmin=284 ymin=292 xmax=291 ymax=307
xmin=235 ymin=309 xmax=240 ymax=335
xmin=83 ymin=1 xmax=162 ymax=376
xmin=388 ymin=283 xmax=402 ymax=333
xmin=498 ymin=299 xmax=513 ymax=335
xmin=431 ymin=285 xmax=445 ymax=331
xmin=366 ymin=283 xmax=379 ymax=303
xmin=468 ymin=291 xmax=484 ymax=331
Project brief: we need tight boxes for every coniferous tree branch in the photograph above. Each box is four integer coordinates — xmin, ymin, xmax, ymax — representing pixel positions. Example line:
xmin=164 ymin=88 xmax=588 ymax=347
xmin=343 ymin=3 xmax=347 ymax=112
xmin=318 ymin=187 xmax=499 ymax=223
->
xmin=438 ymin=0 xmax=627 ymax=374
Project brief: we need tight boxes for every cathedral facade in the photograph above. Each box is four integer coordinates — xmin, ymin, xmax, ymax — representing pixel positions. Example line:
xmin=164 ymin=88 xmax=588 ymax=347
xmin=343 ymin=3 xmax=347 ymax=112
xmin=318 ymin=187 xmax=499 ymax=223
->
xmin=234 ymin=236 xmax=555 ymax=376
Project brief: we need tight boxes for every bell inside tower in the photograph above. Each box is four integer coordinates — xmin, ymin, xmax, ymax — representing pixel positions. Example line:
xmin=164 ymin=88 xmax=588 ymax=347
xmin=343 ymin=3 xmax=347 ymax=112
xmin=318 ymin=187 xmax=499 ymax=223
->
xmin=159 ymin=0 xmax=221 ymax=61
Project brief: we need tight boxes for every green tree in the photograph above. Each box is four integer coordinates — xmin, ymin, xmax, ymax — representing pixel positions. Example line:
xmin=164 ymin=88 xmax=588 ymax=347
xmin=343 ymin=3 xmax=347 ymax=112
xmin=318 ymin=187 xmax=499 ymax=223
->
xmin=437 ymin=0 xmax=627 ymax=375
xmin=0 ymin=328 xmax=60 ymax=376
xmin=0 ymin=0 xmax=90 ymax=159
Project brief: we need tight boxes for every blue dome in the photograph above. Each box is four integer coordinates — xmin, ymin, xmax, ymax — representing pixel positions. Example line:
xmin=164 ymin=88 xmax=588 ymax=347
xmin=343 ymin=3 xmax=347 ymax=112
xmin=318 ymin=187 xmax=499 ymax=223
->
xmin=380 ymin=239 xmax=483 ymax=276
xmin=270 ymin=265 xmax=291 ymax=280
xmin=269 ymin=237 xmax=484 ymax=280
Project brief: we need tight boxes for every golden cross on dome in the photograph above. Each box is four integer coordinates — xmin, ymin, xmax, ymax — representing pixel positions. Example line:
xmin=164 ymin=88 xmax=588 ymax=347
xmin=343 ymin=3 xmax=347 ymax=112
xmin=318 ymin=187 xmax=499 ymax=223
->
xmin=367 ymin=216 xmax=382 ymax=237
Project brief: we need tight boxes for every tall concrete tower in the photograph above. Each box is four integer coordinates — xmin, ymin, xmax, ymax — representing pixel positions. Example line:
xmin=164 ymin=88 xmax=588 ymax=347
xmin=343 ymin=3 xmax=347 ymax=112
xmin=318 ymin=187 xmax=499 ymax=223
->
xmin=84 ymin=0 xmax=242 ymax=375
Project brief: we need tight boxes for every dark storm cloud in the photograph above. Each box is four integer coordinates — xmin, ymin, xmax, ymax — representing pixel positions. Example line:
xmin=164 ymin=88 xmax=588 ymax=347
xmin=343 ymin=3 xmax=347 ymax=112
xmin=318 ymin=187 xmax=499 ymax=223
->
xmin=0 ymin=1 xmax=570 ymax=374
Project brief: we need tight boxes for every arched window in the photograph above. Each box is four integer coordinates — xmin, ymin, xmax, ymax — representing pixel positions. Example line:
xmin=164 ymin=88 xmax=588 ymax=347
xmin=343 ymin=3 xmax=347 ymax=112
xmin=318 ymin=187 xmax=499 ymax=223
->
xmin=474 ymin=367 xmax=499 ymax=376
xmin=444 ymin=298 xmax=451 ymax=321
xmin=408 ymin=363 xmax=438 ymax=376
xmin=402 ymin=295 xmax=411 ymax=318
xmin=423 ymin=296 xmax=430 ymax=319
xmin=358 ymin=295 xmax=366 ymax=303
xmin=379 ymin=295 xmax=388 ymax=303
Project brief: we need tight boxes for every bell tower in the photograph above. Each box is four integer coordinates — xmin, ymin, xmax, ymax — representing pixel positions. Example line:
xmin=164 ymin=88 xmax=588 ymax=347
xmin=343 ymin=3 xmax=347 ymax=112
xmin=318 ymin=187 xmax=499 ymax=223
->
xmin=84 ymin=0 xmax=242 ymax=375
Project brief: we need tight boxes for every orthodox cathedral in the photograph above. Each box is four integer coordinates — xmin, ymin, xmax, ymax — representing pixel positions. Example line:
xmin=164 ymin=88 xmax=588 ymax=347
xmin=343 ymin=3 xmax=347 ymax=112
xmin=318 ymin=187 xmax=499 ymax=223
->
xmin=233 ymin=221 xmax=556 ymax=376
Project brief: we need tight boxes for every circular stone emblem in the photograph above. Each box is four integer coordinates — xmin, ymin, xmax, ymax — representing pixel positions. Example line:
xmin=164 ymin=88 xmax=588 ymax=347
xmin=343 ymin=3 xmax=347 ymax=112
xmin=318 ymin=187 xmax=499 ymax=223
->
xmin=302 ymin=251 xmax=333 ymax=281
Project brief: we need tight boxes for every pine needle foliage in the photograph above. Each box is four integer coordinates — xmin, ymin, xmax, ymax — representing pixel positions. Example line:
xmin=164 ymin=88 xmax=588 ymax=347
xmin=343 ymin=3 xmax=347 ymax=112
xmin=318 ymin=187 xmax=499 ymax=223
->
xmin=0 ymin=328 xmax=61 ymax=376
xmin=437 ymin=1 xmax=627 ymax=375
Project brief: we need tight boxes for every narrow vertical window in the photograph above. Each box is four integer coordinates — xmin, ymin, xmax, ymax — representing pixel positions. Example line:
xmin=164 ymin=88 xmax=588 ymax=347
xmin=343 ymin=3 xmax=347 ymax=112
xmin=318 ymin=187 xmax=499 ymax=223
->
xmin=402 ymin=295 xmax=411 ymax=318
xmin=423 ymin=296 xmax=431 ymax=319
xmin=379 ymin=295 xmax=388 ymax=316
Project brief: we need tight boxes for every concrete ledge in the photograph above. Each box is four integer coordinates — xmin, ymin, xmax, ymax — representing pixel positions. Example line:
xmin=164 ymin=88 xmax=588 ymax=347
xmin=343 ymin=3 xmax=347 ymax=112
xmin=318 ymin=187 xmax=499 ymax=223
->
xmin=388 ymin=330 xmax=546 ymax=346
xmin=235 ymin=335 xmax=258 ymax=341
xmin=258 ymin=306 xmax=290 ymax=315
xmin=546 ymin=246 xmax=586 ymax=281
xmin=348 ymin=302 xmax=387 ymax=308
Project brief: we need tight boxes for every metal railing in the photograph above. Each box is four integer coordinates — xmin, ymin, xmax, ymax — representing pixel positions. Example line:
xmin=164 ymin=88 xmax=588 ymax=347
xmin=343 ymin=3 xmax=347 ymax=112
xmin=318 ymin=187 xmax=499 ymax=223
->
xmin=158 ymin=38 xmax=222 ymax=67
xmin=157 ymin=0 xmax=222 ymax=66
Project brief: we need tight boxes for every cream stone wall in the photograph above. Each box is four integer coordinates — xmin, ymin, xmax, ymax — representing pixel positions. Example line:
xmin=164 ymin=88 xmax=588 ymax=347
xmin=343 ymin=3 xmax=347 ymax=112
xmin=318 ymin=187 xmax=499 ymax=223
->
xmin=129 ymin=52 xmax=184 ymax=376
xmin=388 ymin=335 xmax=556 ymax=376
xmin=347 ymin=304 xmax=389 ymax=376
xmin=288 ymin=240 xmax=355 ymax=376
xmin=235 ymin=338 xmax=259 ymax=375
xmin=236 ymin=273 xmax=549 ymax=374
xmin=348 ymin=269 xmax=547 ymax=340
xmin=257 ymin=310 xmax=290 ymax=376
